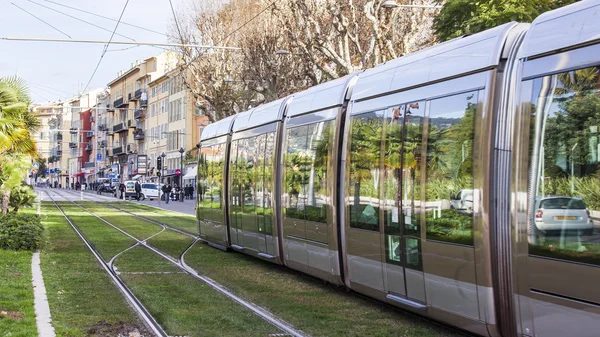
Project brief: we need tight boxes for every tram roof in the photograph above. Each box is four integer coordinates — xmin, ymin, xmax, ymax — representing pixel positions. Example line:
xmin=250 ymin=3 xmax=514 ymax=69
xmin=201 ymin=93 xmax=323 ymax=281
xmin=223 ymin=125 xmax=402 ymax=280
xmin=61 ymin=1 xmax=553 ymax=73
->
xmin=200 ymin=114 xmax=236 ymax=141
xmin=231 ymin=97 xmax=289 ymax=132
xmin=351 ymin=22 xmax=518 ymax=102
xmin=287 ymin=74 xmax=358 ymax=117
xmin=520 ymin=0 xmax=600 ymax=59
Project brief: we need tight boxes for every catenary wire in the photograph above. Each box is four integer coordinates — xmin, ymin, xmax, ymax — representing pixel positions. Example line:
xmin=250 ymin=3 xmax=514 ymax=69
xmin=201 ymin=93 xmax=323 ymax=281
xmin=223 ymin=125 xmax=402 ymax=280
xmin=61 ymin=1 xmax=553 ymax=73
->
xmin=27 ymin=0 xmax=137 ymax=42
xmin=43 ymin=0 xmax=169 ymax=37
xmin=81 ymin=0 xmax=130 ymax=95
xmin=10 ymin=1 xmax=72 ymax=38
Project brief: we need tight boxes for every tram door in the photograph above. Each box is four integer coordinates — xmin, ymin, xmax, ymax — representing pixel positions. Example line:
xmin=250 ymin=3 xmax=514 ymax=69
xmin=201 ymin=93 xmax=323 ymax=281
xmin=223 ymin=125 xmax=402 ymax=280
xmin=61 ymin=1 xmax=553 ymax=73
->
xmin=383 ymin=102 xmax=426 ymax=303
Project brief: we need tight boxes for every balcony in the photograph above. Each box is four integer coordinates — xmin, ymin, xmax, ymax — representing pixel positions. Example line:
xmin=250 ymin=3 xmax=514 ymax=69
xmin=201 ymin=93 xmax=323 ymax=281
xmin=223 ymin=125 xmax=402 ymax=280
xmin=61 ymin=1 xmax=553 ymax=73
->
xmin=128 ymin=120 xmax=136 ymax=129
xmin=112 ymin=146 xmax=124 ymax=155
xmin=86 ymin=131 xmax=94 ymax=138
xmin=85 ymin=143 xmax=93 ymax=151
xmin=57 ymin=134 xmax=63 ymax=141
xmin=114 ymin=97 xmax=128 ymax=108
xmin=69 ymin=142 xmax=77 ymax=149
xmin=134 ymin=130 xmax=145 ymax=140
xmin=113 ymin=122 xmax=127 ymax=133
xmin=83 ymin=162 xmax=95 ymax=169
xmin=134 ymin=89 xmax=142 ymax=99
xmin=134 ymin=109 xmax=145 ymax=120
xmin=106 ymin=103 xmax=114 ymax=112
xmin=69 ymin=127 xmax=77 ymax=134
xmin=98 ymin=124 xmax=108 ymax=132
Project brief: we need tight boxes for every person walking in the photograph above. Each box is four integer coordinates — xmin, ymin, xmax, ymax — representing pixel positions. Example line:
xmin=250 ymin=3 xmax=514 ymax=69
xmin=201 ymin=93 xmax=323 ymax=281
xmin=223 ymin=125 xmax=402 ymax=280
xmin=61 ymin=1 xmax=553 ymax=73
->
xmin=190 ymin=184 xmax=194 ymax=200
xmin=135 ymin=181 xmax=142 ymax=201
xmin=162 ymin=183 xmax=172 ymax=204
xmin=119 ymin=181 xmax=125 ymax=199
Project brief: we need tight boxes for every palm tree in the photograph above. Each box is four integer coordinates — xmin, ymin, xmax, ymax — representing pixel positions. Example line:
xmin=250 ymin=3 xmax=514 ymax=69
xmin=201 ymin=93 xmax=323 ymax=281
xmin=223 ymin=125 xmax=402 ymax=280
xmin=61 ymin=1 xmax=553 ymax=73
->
xmin=0 ymin=76 xmax=37 ymax=214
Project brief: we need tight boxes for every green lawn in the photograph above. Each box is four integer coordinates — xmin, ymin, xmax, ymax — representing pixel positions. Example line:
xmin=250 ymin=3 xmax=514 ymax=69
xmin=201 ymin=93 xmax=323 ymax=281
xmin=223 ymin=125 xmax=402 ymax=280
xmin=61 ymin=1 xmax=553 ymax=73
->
xmin=40 ymin=202 xmax=144 ymax=336
xmin=57 ymin=205 xmax=137 ymax=261
xmin=148 ymin=208 xmax=463 ymax=337
xmin=71 ymin=203 xmax=163 ymax=241
xmin=0 ymin=250 xmax=37 ymax=337
xmin=109 ymin=202 xmax=198 ymax=234
xmin=113 ymin=246 xmax=283 ymax=337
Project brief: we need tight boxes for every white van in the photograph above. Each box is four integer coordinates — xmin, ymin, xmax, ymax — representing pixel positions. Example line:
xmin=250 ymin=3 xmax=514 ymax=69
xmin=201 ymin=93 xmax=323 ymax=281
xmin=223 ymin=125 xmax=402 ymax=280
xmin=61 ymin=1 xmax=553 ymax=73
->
xmin=141 ymin=183 xmax=161 ymax=200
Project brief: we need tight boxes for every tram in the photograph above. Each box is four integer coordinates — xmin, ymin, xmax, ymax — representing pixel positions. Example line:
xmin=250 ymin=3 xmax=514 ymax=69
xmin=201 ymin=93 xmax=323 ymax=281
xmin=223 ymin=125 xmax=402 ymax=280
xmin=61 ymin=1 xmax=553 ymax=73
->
xmin=196 ymin=2 xmax=600 ymax=336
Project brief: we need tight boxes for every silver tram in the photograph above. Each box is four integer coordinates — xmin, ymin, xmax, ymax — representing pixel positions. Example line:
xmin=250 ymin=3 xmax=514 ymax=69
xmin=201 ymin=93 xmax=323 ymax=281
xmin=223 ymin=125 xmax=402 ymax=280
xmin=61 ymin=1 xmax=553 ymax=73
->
xmin=196 ymin=2 xmax=600 ymax=336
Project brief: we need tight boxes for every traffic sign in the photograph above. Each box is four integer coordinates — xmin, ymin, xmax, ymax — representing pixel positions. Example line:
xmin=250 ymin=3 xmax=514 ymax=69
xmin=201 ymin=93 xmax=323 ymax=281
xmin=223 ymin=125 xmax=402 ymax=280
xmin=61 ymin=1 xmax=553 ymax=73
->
xmin=32 ymin=162 xmax=39 ymax=169
xmin=97 ymin=154 xmax=102 ymax=161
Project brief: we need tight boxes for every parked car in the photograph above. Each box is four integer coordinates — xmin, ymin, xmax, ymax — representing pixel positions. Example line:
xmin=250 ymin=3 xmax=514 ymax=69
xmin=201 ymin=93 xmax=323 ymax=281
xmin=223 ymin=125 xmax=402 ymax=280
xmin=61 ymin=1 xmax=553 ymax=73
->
xmin=534 ymin=196 xmax=594 ymax=235
xmin=141 ymin=183 xmax=162 ymax=200
xmin=450 ymin=189 xmax=474 ymax=215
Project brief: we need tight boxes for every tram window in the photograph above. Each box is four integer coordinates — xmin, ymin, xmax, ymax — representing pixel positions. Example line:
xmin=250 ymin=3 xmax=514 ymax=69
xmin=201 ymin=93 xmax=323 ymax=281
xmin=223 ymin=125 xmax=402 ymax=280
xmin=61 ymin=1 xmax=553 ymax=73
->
xmin=527 ymin=66 xmax=600 ymax=266
xmin=263 ymin=132 xmax=276 ymax=234
xmin=384 ymin=102 xmax=425 ymax=265
xmin=256 ymin=134 xmax=266 ymax=233
xmin=348 ymin=111 xmax=384 ymax=232
xmin=197 ymin=149 xmax=208 ymax=219
xmin=229 ymin=140 xmax=240 ymax=227
xmin=305 ymin=121 xmax=333 ymax=223
xmin=212 ymin=143 xmax=224 ymax=221
xmin=424 ymin=91 xmax=477 ymax=245
xmin=284 ymin=126 xmax=309 ymax=220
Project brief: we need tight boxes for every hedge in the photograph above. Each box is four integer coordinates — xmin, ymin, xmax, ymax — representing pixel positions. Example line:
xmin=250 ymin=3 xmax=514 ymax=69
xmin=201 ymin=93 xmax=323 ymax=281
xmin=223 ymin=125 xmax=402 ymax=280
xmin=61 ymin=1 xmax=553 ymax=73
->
xmin=0 ymin=213 xmax=44 ymax=251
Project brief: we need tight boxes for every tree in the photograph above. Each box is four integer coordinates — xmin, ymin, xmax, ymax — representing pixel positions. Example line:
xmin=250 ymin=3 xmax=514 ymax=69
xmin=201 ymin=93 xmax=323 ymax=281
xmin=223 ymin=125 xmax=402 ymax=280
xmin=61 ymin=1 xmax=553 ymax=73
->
xmin=9 ymin=184 xmax=37 ymax=213
xmin=274 ymin=0 xmax=440 ymax=79
xmin=0 ymin=76 xmax=37 ymax=214
xmin=434 ymin=0 xmax=578 ymax=42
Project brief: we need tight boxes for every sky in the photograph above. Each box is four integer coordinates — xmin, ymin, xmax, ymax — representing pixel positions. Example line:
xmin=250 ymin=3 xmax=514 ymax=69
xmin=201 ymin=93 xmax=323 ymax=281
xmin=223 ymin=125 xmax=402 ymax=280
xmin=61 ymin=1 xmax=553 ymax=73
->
xmin=0 ymin=0 xmax=186 ymax=104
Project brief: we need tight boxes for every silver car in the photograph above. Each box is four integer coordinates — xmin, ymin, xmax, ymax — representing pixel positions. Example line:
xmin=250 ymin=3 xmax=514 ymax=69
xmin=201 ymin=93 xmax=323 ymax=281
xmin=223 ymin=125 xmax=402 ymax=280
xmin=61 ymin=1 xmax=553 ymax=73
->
xmin=534 ymin=196 xmax=593 ymax=235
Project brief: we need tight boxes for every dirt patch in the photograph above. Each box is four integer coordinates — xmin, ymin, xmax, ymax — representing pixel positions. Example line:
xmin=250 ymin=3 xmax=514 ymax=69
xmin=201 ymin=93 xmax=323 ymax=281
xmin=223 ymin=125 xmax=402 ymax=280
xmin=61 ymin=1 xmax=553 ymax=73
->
xmin=87 ymin=320 xmax=149 ymax=337
xmin=7 ymin=273 xmax=24 ymax=277
xmin=0 ymin=309 xmax=24 ymax=320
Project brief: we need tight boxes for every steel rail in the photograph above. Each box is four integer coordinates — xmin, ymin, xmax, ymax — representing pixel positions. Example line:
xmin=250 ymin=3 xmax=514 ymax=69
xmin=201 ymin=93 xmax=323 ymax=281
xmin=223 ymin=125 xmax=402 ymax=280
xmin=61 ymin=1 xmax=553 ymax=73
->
xmin=53 ymin=189 xmax=307 ymax=337
xmin=43 ymin=191 xmax=168 ymax=337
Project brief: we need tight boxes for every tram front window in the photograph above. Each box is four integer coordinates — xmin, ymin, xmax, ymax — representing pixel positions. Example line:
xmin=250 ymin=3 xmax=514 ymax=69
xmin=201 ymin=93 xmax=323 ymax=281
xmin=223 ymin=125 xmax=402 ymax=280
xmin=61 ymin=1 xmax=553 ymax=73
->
xmin=527 ymin=66 xmax=600 ymax=265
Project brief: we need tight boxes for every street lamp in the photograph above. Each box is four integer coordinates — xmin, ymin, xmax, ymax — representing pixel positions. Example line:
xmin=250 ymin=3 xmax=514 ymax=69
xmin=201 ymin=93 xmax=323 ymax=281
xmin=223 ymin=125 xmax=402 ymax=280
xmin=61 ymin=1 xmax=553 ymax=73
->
xmin=380 ymin=0 xmax=442 ymax=9
xmin=179 ymin=147 xmax=185 ymax=188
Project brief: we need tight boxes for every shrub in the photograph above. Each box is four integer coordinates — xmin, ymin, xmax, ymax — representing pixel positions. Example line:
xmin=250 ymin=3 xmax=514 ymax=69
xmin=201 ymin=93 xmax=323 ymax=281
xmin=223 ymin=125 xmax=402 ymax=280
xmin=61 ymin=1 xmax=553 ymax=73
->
xmin=9 ymin=184 xmax=37 ymax=213
xmin=0 ymin=212 xmax=44 ymax=250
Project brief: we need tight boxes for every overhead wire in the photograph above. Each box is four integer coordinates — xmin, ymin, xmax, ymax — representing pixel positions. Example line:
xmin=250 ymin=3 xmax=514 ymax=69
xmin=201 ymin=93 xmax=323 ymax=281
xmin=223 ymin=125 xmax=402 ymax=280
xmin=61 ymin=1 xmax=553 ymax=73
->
xmin=43 ymin=0 xmax=169 ymax=37
xmin=168 ymin=0 xmax=183 ymax=42
xmin=81 ymin=0 xmax=130 ymax=94
xmin=26 ymin=81 xmax=74 ymax=95
xmin=10 ymin=1 xmax=72 ymax=38
xmin=27 ymin=0 xmax=137 ymax=42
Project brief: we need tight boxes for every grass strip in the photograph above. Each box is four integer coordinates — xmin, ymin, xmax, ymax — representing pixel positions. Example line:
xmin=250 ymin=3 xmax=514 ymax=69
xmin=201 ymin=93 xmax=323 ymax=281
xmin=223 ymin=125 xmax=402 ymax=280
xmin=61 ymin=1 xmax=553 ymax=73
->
xmin=73 ymin=203 xmax=163 ymax=240
xmin=120 ymin=273 xmax=280 ymax=337
xmin=109 ymin=202 xmax=198 ymax=234
xmin=0 ymin=250 xmax=36 ymax=337
xmin=184 ymin=244 xmax=461 ymax=337
xmin=113 ymin=246 xmax=179 ymax=273
xmin=40 ymin=201 xmax=144 ymax=336
xmin=58 ymin=205 xmax=136 ymax=261
xmin=145 ymin=229 xmax=195 ymax=260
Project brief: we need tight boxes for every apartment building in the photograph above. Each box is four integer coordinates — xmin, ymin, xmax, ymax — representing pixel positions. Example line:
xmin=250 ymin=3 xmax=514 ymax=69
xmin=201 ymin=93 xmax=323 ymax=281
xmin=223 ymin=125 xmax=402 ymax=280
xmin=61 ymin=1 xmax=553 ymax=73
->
xmin=106 ymin=51 xmax=177 ymax=181
xmin=144 ymin=67 xmax=208 ymax=186
xmin=29 ymin=106 xmax=55 ymax=184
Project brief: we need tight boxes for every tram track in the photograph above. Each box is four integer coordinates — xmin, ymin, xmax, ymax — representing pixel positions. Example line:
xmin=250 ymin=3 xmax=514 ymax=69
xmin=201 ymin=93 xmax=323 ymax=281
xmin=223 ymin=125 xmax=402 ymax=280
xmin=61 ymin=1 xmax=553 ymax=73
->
xmin=44 ymin=191 xmax=168 ymax=337
xmin=46 ymin=189 xmax=307 ymax=337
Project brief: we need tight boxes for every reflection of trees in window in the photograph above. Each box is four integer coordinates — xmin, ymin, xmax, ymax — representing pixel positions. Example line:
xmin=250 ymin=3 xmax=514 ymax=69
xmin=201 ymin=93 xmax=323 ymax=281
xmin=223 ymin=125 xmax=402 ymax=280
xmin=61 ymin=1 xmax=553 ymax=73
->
xmin=425 ymin=92 xmax=478 ymax=245
xmin=348 ymin=112 xmax=383 ymax=231
xmin=284 ymin=122 xmax=333 ymax=223
xmin=528 ymin=66 xmax=600 ymax=265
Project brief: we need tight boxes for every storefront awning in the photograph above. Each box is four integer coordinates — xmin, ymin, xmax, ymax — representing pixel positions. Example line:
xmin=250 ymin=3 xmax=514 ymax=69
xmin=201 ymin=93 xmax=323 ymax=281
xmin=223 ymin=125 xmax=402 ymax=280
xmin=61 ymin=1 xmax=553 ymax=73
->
xmin=131 ymin=175 xmax=142 ymax=180
xmin=183 ymin=166 xmax=197 ymax=180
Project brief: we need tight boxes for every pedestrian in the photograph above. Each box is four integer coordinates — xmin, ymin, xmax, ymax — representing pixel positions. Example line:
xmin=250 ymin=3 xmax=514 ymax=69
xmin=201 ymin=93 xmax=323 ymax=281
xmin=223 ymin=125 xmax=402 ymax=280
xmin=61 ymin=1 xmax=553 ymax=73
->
xmin=135 ymin=181 xmax=142 ymax=201
xmin=190 ymin=184 xmax=194 ymax=200
xmin=162 ymin=183 xmax=171 ymax=204
xmin=119 ymin=181 xmax=125 ymax=199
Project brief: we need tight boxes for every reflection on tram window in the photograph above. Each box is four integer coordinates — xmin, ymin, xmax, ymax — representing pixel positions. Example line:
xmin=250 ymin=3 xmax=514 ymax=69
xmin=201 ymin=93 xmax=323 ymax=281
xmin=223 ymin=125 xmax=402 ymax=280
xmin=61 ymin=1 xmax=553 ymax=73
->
xmin=283 ymin=122 xmax=333 ymax=223
xmin=348 ymin=111 xmax=384 ymax=231
xmin=527 ymin=66 xmax=600 ymax=265
xmin=384 ymin=102 xmax=425 ymax=266
xmin=284 ymin=126 xmax=309 ymax=220
xmin=230 ymin=140 xmax=242 ymax=229
xmin=264 ymin=133 xmax=276 ymax=234
xmin=198 ymin=144 xmax=224 ymax=222
xmin=212 ymin=143 xmax=224 ymax=221
xmin=425 ymin=91 xmax=478 ymax=245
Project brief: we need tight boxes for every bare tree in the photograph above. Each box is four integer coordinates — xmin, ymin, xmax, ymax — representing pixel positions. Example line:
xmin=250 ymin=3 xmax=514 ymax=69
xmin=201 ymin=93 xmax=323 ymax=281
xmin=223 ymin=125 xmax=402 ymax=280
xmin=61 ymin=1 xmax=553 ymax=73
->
xmin=273 ymin=0 xmax=441 ymax=80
